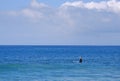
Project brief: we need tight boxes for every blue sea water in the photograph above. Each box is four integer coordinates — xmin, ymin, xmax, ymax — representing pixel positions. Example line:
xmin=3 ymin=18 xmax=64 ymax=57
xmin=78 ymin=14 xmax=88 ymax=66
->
xmin=0 ymin=46 xmax=120 ymax=81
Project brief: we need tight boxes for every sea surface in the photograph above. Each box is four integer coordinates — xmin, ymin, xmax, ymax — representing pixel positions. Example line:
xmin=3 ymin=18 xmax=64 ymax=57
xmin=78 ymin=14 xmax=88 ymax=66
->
xmin=0 ymin=45 xmax=120 ymax=81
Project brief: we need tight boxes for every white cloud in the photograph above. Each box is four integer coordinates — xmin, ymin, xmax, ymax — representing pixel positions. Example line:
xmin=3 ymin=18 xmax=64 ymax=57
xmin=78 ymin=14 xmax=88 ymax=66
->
xmin=30 ymin=0 xmax=48 ymax=8
xmin=61 ymin=0 xmax=120 ymax=14
xmin=107 ymin=0 xmax=120 ymax=13
xmin=4 ymin=0 xmax=120 ymax=20
xmin=21 ymin=8 xmax=43 ymax=19
xmin=0 ymin=0 xmax=120 ymax=45
xmin=3 ymin=0 xmax=48 ymax=20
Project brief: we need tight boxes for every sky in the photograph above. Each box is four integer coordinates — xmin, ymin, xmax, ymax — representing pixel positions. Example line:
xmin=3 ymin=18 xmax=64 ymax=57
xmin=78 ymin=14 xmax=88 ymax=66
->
xmin=0 ymin=0 xmax=120 ymax=45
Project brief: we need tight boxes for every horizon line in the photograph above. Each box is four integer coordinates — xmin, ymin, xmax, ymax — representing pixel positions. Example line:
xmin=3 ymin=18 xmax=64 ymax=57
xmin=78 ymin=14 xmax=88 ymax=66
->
xmin=0 ymin=45 xmax=120 ymax=46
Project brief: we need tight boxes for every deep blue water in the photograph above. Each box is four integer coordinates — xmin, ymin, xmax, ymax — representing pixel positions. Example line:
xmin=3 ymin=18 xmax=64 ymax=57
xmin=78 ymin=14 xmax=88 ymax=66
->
xmin=0 ymin=46 xmax=120 ymax=81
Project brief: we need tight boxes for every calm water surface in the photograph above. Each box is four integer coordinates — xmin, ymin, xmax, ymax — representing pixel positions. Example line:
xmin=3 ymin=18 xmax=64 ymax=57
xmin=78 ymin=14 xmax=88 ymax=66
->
xmin=0 ymin=46 xmax=120 ymax=81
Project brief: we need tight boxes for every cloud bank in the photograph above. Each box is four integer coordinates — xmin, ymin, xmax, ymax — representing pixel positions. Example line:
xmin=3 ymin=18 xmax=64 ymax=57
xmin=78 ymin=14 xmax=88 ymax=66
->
xmin=0 ymin=0 xmax=120 ymax=45
xmin=61 ymin=0 xmax=120 ymax=14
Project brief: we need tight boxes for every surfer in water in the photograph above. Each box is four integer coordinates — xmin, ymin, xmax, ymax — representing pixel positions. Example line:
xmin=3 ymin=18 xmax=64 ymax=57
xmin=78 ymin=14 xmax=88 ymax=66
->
xmin=79 ymin=56 xmax=82 ymax=63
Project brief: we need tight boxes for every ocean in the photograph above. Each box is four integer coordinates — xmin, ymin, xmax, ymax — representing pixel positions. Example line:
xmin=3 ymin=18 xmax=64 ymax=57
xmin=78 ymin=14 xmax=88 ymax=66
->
xmin=0 ymin=46 xmax=120 ymax=81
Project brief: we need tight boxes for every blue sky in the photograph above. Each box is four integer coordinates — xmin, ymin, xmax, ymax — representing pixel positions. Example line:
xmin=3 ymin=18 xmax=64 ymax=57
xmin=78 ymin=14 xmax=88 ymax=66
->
xmin=0 ymin=0 xmax=104 ymax=10
xmin=0 ymin=0 xmax=120 ymax=45
xmin=0 ymin=0 xmax=74 ymax=10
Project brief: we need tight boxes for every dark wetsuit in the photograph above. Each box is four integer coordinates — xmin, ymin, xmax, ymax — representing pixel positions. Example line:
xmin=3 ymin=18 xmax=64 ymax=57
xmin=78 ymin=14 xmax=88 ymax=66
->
xmin=79 ymin=58 xmax=82 ymax=63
